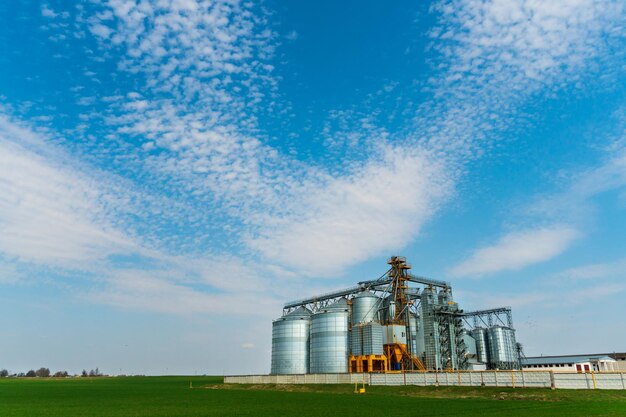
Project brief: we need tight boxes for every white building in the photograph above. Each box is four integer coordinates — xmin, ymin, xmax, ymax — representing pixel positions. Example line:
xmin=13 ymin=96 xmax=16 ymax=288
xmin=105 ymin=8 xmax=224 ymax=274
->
xmin=522 ymin=354 xmax=619 ymax=373
xmin=608 ymin=352 xmax=626 ymax=371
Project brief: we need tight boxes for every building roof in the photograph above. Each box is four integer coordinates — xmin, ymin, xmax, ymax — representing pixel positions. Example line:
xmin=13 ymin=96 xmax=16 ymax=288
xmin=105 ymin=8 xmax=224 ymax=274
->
xmin=522 ymin=355 xmax=616 ymax=366
xmin=607 ymin=352 xmax=626 ymax=360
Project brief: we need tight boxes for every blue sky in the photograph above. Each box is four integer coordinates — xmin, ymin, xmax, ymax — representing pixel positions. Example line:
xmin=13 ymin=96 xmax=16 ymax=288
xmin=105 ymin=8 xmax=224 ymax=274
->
xmin=0 ymin=0 xmax=625 ymax=375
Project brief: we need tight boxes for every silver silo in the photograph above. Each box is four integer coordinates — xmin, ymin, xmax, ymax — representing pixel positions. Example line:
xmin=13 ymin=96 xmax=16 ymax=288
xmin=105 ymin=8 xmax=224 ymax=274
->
xmin=270 ymin=307 xmax=312 ymax=374
xmin=309 ymin=299 xmax=350 ymax=373
xmin=380 ymin=295 xmax=396 ymax=323
xmin=462 ymin=331 xmax=477 ymax=357
xmin=414 ymin=314 xmax=426 ymax=360
xmin=471 ymin=328 xmax=489 ymax=365
xmin=359 ymin=322 xmax=384 ymax=355
xmin=351 ymin=291 xmax=380 ymax=325
xmin=350 ymin=324 xmax=362 ymax=356
xmin=487 ymin=326 xmax=518 ymax=370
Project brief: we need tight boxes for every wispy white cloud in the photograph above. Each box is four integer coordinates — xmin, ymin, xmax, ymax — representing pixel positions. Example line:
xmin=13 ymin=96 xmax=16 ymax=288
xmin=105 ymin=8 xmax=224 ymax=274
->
xmin=420 ymin=0 xmax=625 ymax=159
xmin=44 ymin=0 xmax=621 ymax=281
xmin=76 ymin=1 xmax=458 ymax=278
xmin=248 ymin=146 xmax=454 ymax=276
xmin=89 ymin=23 xmax=112 ymax=39
xmin=87 ymin=270 xmax=279 ymax=316
xmin=433 ymin=3 xmax=625 ymax=279
xmin=530 ymin=144 xmax=626 ymax=223
xmin=41 ymin=4 xmax=58 ymax=18
xmin=0 ymin=115 xmax=136 ymax=267
xmin=285 ymin=30 xmax=298 ymax=41
xmin=430 ymin=0 xmax=624 ymax=95
xmin=11 ymin=0 xmax=624 ymax=298
xmin=460 ymin=281 xmax=626 ymax=310
xmin=450 ymin=122 xmax=626 ymax=279
xmin=450 ymin=226 xmax=580 ymax=277
xmin=557 ymin=264 xmax=618 ymax=281
xmin=0 ymin=261 xmax=20 ymax=284
xmin=0 ymin=113 xmax=285 ymax=316
xmin=40 ymin=3 xmax=70 ymax=22
xmin=88 ymin=0 xmax=293 ymax=217
xmin=548 ymin=259 xmax=626 ymax=283
xmin=5 ymin=0 xmax=624 ymax=375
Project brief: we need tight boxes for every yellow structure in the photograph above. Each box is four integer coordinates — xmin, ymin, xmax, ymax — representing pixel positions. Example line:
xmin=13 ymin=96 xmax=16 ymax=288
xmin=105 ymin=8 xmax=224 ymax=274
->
xmin=382 ymin=257 xmax=427 ymax=372
xmin=384 ymin=343 xmax=426 ymax=372
xmin=349 ymin=258 xmax=428 ymax=373
xmin=349 ymin=354 xmax=388 ymax=373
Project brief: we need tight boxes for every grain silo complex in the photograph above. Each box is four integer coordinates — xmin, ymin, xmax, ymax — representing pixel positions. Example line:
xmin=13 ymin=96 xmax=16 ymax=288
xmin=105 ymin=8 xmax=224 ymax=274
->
xmin=271 ymin=256 xmax=521 ymax=374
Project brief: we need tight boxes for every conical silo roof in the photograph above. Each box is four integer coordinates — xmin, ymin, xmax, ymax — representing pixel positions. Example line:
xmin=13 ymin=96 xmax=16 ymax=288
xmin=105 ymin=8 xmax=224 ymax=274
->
xmin=287 ymin=306 xmax=312 ymax=317
xmin=278 ymin=306 xmax=312 ymax=321
xmin=323 ymin=298 xmax=349 ymax=312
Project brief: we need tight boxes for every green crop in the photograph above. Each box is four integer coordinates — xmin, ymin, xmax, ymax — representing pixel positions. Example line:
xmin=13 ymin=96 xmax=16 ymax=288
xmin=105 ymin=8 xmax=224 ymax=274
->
xmin=1 ymin=376 xmax=625 ymax=416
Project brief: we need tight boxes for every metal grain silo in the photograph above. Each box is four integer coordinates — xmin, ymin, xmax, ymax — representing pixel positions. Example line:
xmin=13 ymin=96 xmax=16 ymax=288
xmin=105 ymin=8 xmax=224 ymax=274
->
xmin=487 ymin=326 xmax=518 ymax=370
xmin=361 ymin=322 xmax=384 ymax=355
xmin=270 ymin=307 xmax=312 ymax=374
xmin=471 ymin=328 xmax=489 ymax=365
xmin=309 ymin=299 xmax=350 ymax=373
xmin=462 ymin=331 xmax=477 ymax=357
xmin=350 ymin=322 xmax=362 ymax=356
xmin=351 ymin=291 xmax=380 ymax=325
xmin=380 ymin=295 xmax=396 ymax=324
xmin=414 ymin=314 xmax=426 ymax=359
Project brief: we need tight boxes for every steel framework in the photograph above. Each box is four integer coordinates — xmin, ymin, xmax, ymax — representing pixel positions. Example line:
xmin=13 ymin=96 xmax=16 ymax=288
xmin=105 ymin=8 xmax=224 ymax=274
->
xmin=278 ymin=255 xmax=516 ymax=372
xmin=283 ymin=259 xmax=450 ymax=315
xmin=462 ymin=307 xmax=513 ymax=329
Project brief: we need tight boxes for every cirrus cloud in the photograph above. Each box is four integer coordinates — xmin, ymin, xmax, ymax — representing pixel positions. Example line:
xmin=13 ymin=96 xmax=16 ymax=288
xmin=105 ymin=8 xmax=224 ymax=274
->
xmin=449 ymin=226 xmax=581 ymax=277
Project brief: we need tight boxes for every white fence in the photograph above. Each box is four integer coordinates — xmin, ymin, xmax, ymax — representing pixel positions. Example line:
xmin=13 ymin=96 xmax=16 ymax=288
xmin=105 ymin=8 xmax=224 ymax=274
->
xmin=553 ymin=372 xmax=626 ymax=390
xmin=369 ymin=371 xmax=551 ymax=388
xmin=225 ymin=371 xmax=626 ymax=390
xmin=225 ymin=373 xmax=370 ymax=384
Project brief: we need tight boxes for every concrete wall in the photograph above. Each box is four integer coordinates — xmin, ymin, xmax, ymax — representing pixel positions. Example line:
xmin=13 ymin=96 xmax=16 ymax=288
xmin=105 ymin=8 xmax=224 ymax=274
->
xmin=224 ymin=373 xmax=370 ymax=384
xmin=225 ymin=371 xmax=626 ymax=390
xmin=553 ymin=372 xmax=626 ymax=390
xmin=369 ymin=371 xmax=551 ymax=388
xmin=614 ymin=359 xmax=626 ymax=372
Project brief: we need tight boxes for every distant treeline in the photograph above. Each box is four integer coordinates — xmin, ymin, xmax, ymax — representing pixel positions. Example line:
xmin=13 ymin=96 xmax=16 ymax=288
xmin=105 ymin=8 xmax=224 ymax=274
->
xmin=0 ymin=368 xmax=106 ymax=377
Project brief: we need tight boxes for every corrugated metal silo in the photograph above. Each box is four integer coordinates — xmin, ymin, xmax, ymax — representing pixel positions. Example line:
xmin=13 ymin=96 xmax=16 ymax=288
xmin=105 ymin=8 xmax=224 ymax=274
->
xmin=487 ymin=326 xmax=518 ymax=370
xmin=350 ymin=325 xmax=362 ymax=356
xmin=462 ymin=331 xmax=477 ymax=357
xmin=351 ymin=291 xmax=380 ymax=325
xmin=421 ymin=286 xmax=441 ymax=369
xmin=471 ymin=328 xmax=489 ymax=364
xmin=362 ymin=322 xmax=384 ymax=355
xmin=414 ymin=314 xmax=426 ymax=359
xmin=270 ymin=307 xmax=312 ymax=374
xmin=381 ymin=295 xmax=396 ymax=323
xmin=309 ymin=299 xmax=350 ymax=373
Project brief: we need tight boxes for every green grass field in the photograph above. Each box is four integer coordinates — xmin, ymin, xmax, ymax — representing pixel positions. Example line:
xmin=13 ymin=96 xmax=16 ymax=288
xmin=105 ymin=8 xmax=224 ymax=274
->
xmin=1 ymin=376 xmax=626 ymax=416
